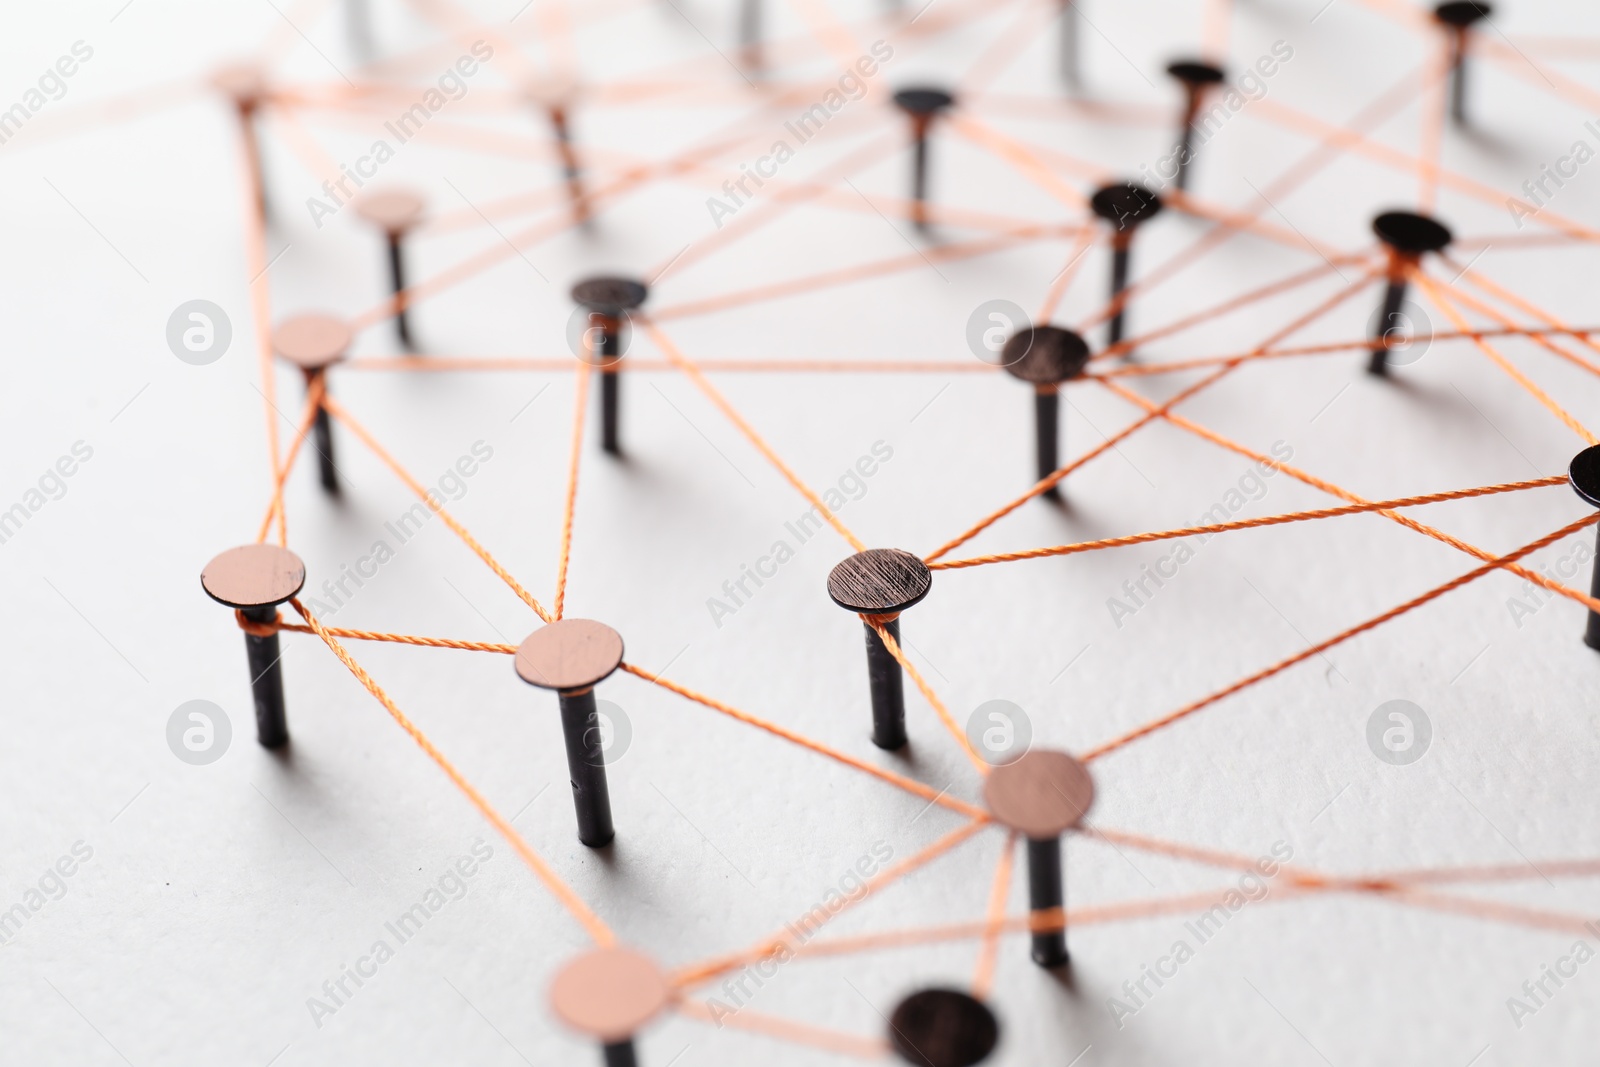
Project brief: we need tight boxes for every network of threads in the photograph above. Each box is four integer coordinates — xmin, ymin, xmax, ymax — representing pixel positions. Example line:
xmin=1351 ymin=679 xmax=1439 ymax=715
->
xmin=51 ymin=0 xmax=1600 ymax=1058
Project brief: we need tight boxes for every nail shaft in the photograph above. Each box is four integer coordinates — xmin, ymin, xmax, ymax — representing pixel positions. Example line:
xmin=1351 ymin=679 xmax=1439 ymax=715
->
xmin=1033 ymin=386 xmax=1060 ymax=491
xmin=1026 ymin=835 xmax=1068 ymax=967
xmin=595 ymin=315 xmax=623 ymax=455
xmin=240 ymin=605 xmax=290 ymax=748
xmin=1367 ymin=278 xmax=1408 ymax=375
xmin=308 ymin=374 xmax=339 ymax=494
xmin=863 ymin=618 xmax=908 ymax=750
xmin=558 ymin=689 xmax=615 ymax=847
xmin=602 ymin=1039 xmax=638 ymax=1067
xmin=1585 ymin=525 xmax=1600 ymax=651
xmin=1107 ymin=240 xmax=1131 ymax=350
xmin=386 ymin=234 xmax=413 ymax=350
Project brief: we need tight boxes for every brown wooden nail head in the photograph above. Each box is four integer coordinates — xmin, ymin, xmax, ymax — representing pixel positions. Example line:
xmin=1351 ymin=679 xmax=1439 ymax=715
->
xmin=201 ymin=544 xmax=307 ymax=609
xmin=982 ymin=749 xmax=1095 ymax=839
xmin=549 ymin=947 xmax=670 ymax=1043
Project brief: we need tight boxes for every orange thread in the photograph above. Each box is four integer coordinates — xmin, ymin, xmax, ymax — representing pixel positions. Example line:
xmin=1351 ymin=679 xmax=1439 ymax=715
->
xmin=971 ymin=833 xmax=1016 ymax=999
xmin=1083 ymin=513 xmax=1600 ymax=762
xmin=929 ymin=476 xmax=1568 ymax=570
xmin=322 ymin=395 xmax=554 ymax=623
xmin=867 ymin=617 xmax=988 ymax=773
xmin=622 ymin=662 xmax=987 ymax=821
xmin=553 ymin=360 xmax=591 ymax=619
xmin=644 ymin=318 xmax=869 ymax=553
xmin=290 ymin=598 xmax=614 ymax=944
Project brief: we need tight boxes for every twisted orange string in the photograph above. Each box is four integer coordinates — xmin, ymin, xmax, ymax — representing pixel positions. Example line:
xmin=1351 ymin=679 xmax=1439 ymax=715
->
xmin=866 ymin=618 xmax=988 ymax=773
xmin=1083 ymin=513 xmax=1600 ymax=762
xmin=553 ymin=360 xmax=591 ymax=620
xmin=322 ymin=395 xmax=553 ymax=623
xmin=290 ymin=598 xmax=613 ymax=944
xmin=622 ymin=662 xmax=987 ymax=821
xmin=971 ymin=833 xmax=1016 ymax=999
xmin=929 ymin=476 xmax=1568 ymax=571
xmin=643 ymin=318 xmax=868 ymax=553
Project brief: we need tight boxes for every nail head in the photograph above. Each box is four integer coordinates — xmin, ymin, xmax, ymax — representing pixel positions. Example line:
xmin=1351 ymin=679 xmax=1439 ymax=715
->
xmin=827 ymin=549 xmax=933 ymax=615
xmin=272 ymin=314 xmax=353 ymax=371
xmin=515 ymin=619 xmax=625 ymax=692
xmin=983 ymin=748 xmax=1095 ymax=839
xmin=1090 ymin=182 xmax=1164 ymax=226
xmin=572 ymin=277 xmax=648 ymax=315
xmin=549 ymin=947 xmax=670 ymax=1043
xmin=1570 ymin=445 xmax=1600 ymax=508
xmin=201 ymin=544 xmax=307 ymax=609
xmin=1371 ymin=211 xmax=1452 ymax=255
xmin=892 ymin=87 xmax=957 ymax=117
xmin=354 ymin=188 xmax=426 ymax=234
xmin=888 ymin=988 xmax=999 ymax=1067
xmin=1001 ymin=326 xmax=1091 ymax=385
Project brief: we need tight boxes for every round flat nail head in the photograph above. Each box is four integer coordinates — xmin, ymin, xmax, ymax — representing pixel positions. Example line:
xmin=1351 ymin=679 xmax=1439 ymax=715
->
xmin=212 ymin=62 xmax=268 ymax=106
xmin=827 ymin=549 xmax=933 ymax=615
xmin=523 ymin=75 xmax=579 ymax=109
xmin=273 ymin=314 xmax=353 ymax=371
xmin=202 ymin=544 xmax=307 ymax=610
xmin=572 ymin=277 xmax=648 ymax=315
xmin=1165 ymin=59 xmax=1226 ymax=87
xmin=1570 ymin=445 xmax=1600 ymax=508
xmin=1090 ymin=182 xmax=1164 ymax=226
xmin=516 ymin=619 xmax=625 ymax=692
xmin=892 ymin=87 xmax=956 ymax=116
xmin=1001 ymin=326 xmax=1091 ymax=385
xmin=888 ymin=989 xmax=999 ymax=1067
xmin=1435 ymin=1 xmax=1492 ymax=27
xmin=549 ymin=948 xmax=670 ymax=1043
xmin=355 ymin=189 xmax=426 ymax=234
xmin=1371 ymin=211 xmax=1453 ymax=255
xmin=983 ymin=749 xmax=1095 ymax=839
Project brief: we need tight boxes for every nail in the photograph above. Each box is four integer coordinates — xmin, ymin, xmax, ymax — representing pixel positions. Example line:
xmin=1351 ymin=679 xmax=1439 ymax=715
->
xmin=212 ymin=64 xmax=271 ymax=223
xmin=827 ymin=549 xmax=933 ymax=750
xmin=527 ymin=80 xmax=590 ymax=224
xmin=1001 ymin=326 xmax=1091 ymax=497
xmin=200 ymin=544 xmax=307 ymax=748
xmin=1164 ymin=59 xmax=1225 ymax=192
xmin=982 ymin=749 xmax=1095 ymax=968
xmin=1089 ymin=182 xmax=1164 ymax=356
xmin=891 ymin=88 xmax=956 ymax=229
xmin=1434 ymin=2 xmax=1493 ymax=124
xmin=572 ymin=277 xmax=649 ymax=456
xmin=515 ymin=619 xmax=626 ymax=846
xmin=355 ymin=189 xmax=426 ymax=352
xmin=550 ymin=947 xmax=669 ymax=1066
xmin=1568 ymin=445 xmax=1600 ymax=651
xmin=1367 ymin=211 xmax=1451 ymax=376
xmin=887 ymin=988 xmax=1000 ymax=1066
xmin=272 ymin=314 xmax=354 ymax=495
